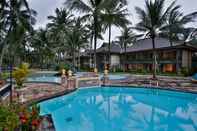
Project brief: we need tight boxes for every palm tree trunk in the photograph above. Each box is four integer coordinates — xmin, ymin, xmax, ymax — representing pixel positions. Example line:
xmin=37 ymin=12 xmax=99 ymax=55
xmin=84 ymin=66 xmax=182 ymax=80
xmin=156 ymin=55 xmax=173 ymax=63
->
xmin=73 ymin=52 xmax=76 ymax=68
xmin=90 ymin=33 xmax=93 ymax=68
xmin=0 ymin=44 xmax=7 ymax=67
xmin=169 ymin=31 xmax=173 ymax=46
xmin=93 ymin=15 xmax=98 ymax=69
xmin=124 ymin=44 xmax=127 ymax=72
xmin=78 ymin=48 xmax=81 ymax=70
xmin=108 ymin=24 xmax=111 ymax=68
xmin=151 ymin=37 xmax=157 ymax=79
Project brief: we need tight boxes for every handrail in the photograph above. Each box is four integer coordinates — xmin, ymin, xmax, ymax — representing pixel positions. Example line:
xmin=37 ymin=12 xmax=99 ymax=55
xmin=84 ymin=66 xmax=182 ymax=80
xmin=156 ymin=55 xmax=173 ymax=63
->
xmin=0 ymin=84 xmax=11 ymax=101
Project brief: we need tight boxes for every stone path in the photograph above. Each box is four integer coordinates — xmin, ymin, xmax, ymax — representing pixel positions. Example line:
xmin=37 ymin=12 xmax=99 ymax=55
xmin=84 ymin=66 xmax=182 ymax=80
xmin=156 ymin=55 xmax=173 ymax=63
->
xmin=13 ymin=83 xmax=75 ymax=105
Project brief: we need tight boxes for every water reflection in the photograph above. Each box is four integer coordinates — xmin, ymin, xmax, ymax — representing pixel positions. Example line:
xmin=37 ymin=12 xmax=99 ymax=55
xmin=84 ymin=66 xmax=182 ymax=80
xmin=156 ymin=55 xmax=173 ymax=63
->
xmin=39 ymin=87 xmax=197 ymax=131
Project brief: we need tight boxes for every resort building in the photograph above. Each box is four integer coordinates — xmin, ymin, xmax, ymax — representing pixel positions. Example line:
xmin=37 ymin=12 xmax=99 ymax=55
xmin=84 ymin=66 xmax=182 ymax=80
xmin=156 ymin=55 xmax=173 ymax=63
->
xmin=80 ymin=37 xmax=197 ymax=73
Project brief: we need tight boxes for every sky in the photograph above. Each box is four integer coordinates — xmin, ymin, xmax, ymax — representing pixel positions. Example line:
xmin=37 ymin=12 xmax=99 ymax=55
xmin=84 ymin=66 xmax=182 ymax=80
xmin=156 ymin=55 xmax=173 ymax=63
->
xmin=28 ymin=0 xmax=197 ymax=47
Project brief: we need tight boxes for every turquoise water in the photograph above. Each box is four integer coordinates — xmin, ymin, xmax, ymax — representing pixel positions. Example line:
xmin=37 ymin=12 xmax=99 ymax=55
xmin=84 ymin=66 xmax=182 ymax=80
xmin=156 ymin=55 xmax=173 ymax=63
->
xmin=27 ymin=73 xmax=61 ymax=83
xmin=27 ymin=72 xmax=127 ymax=83
xmin=39 ymin=87 xmax=197 ymax=131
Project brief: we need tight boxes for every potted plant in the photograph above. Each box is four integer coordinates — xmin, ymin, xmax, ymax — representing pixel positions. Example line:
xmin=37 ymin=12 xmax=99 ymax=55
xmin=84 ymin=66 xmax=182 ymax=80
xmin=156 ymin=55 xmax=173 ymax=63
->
xmin=13 ymin=63 xmax=30 ymax=89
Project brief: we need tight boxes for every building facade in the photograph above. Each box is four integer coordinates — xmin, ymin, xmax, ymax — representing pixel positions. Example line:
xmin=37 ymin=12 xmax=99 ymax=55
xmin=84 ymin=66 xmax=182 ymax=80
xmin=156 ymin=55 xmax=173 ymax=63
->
xmin=79 ymin=38 xmax=197 ymax=73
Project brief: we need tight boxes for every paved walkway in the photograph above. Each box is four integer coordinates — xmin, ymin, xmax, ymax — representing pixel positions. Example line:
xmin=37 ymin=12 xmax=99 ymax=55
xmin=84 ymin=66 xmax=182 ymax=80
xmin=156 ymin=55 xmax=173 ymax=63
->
xmin=13 ymin=83 xmax=74 ymax=105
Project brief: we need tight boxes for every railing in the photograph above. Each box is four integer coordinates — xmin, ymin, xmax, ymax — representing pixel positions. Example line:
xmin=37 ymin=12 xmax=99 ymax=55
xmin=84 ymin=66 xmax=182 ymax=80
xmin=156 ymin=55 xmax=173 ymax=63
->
xmin=0 ymin=66 xmax=13 ymax=103
xmin=0 ymin=84 xmax=12 ymax=102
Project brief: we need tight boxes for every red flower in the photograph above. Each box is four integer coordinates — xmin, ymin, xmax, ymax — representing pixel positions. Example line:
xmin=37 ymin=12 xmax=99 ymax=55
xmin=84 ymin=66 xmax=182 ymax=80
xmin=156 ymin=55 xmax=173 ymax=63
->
xmin=31 ymin=119 xmax=40 ymax=127
xmin=21 ymin=118 xmax=27 ymax=124
xmin=19 ymin=113 xmax=28 ymax=124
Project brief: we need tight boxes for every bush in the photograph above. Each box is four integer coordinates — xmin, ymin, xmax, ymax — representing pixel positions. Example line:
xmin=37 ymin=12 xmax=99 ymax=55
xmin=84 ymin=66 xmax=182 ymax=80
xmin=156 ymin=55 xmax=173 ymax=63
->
xmin=0 ymin=105 xmax=20 ymax=131
xmin=13 ymin=63 xmax=30 ymax=89
xmin=0 ymin=72 xmax=10 ymax=80
xmin=180 ymin=67 xmax=190 ymax=77
xmin=0 ymin=103 xmax=41 ymax=131
xmin=55 ymin=63 xmax=70 ymax=71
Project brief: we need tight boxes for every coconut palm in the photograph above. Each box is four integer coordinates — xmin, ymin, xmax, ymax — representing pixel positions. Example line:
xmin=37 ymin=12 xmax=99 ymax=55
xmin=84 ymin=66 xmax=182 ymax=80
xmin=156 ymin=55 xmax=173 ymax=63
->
xmin=117 ymin=27 xmax=138 ymax=71
xmin=65 ymin=0 xmax=108 ymax=69
xmin=30 ymin=28 xmax=54 ymax=68
xmin=47 ymin=8 xmax=74 ymax=64
xmin=47 ymin=8 xmax=74 ymax=32
xmin=64 ymin=18 xmax=89 ymax=68
xmin=134 ymin=0 xmax=176 ymax=79
xmin=101 ymin=0 xmax=130 ymax=67
xmin=0 ymin=0 xmax=37 ymax=66
xmin=160 ymin=4 xmax=197 ymax=46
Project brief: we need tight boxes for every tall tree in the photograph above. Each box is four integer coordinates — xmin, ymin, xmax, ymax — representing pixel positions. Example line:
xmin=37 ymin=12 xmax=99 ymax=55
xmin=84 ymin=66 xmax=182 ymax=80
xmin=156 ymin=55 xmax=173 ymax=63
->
xmin=64 ymin=18 xmax=88 ymax=68
xmin=65 ymin=0 xmax=107 ymax=70
xmin=47 ymin=8 xmax=74 ymax=64
xmin=102 ymin=0 xmax=130 ymax=67
xmin=160 ymin=3 xmax=197 ymax=46
xmin=0 ymin=0 xmax=37 ymax=66
xmin=134 ymin=0 xmax=175 ymax=79
xmin=117 ymin=27 xmax=138 ymax=71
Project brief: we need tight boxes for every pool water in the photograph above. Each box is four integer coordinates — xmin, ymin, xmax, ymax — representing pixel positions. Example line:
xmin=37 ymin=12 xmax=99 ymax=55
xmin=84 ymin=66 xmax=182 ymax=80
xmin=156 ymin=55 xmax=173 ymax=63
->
xmin=27 ymin=72 xmax=127 ymax=83
xmin=39 ymin=87 xmax=197 ymax=131
xmin=27 ymin=73 xmax=61 ymax=83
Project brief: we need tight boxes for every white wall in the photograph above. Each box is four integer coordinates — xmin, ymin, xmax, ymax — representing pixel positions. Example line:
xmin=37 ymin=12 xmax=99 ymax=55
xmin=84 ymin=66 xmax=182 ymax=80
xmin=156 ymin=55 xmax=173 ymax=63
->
xmin=111 ymin=55 xmax=120 ymax=66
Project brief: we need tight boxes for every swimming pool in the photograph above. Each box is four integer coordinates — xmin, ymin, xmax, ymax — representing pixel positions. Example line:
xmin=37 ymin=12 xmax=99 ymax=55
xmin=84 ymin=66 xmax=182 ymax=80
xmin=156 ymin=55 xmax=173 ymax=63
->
xmin=26 ymin=72 xmax=127 ymax=83
xmin=27 ymin=73 xmax=61 ymax=83
xmin=39 ymin=87 xmax=197 ymax=131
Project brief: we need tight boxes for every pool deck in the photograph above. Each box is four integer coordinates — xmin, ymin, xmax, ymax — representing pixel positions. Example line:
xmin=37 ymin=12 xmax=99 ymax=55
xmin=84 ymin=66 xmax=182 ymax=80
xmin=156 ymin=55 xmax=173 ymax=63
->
xmin=13 ymin=83 xmax=75 ymax=105
xmin=105 ymin=75 xmax=197 ymax=93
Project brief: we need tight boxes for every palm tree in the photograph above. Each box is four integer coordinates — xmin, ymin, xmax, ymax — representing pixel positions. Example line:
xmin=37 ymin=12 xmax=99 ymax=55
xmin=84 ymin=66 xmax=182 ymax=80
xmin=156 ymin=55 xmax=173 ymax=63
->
xmin=31 ymin=28 xmax=54 ymax=68
xmin=47 ymin=8 xmax=74 ymax=32
xmin=160 ymin=4 xmax=197 ymax=46
xmin=134 ymin=0 xmax=176 ymax=79
xmin=47 ymin=8 xmax=74 ymax=64
xmin=64 ymin=18 xmax=88 ymax=68
xmin=117 ymin=27 xmax=138 ymax=71
xmin=65 ymin=0 xmax=108 ymax=70
xmin=0 ymin=0 xmax=37 ymax=66
xmin=101 ymin=0 xmax=130 ymax=67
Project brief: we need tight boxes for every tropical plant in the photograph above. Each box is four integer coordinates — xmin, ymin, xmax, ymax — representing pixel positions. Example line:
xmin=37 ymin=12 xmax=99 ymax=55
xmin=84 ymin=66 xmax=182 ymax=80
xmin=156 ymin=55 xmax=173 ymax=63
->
xmin=116 ymin=27 xmax=138 ymax=71
xmin=64 ymin=18 xmax=89 ymax=68
xmin=0 ymin=0 xmax=37 ymax=67
xmin=30 ymin=28 xmax=55 ymax=68
xmin=101 ymin=0 xmax=130 ymax=66
xmin=0 ymin=104 xmax=19 ymax=131
xmin=134 ymin=0 xmax=176 ymax=79
xmin=13 ymin=63 xmax=30 ymax=88
xmin=160 ymin=3 xmax=197 ymax=46
xmin=65 ymin=0 xmax=108 ymax=69
xmin=18 ymin=104 xmax=41 ymax=131
xmin=47 ymin=8 xmax=75 ymax=65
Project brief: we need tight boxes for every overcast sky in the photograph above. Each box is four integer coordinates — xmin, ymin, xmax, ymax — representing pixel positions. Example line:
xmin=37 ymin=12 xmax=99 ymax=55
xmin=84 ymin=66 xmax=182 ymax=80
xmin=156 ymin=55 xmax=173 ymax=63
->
xmin=28 ymin=0 xmax=197 ymax=47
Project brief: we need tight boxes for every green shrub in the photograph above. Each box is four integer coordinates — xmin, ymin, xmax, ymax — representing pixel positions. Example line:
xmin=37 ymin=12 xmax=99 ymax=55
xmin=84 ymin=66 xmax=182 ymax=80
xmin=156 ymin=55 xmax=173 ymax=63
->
xmin=13 ymin=63 xmax=30 ymax=89
xmin=0 ymin=105 xmax=19 ymax=131
xmin=0 ymin=72 xmax=9 ymax=80
xmin=55 ymin=63 xmax=70 ymax=71
xmin=180 ymin=67 xmax=190 ymax=76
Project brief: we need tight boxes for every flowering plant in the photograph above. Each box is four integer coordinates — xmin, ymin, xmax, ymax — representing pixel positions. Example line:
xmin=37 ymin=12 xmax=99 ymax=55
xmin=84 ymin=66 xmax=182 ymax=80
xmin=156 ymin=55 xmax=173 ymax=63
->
xmin=19 ymin=104 xmax=41 ymax=131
